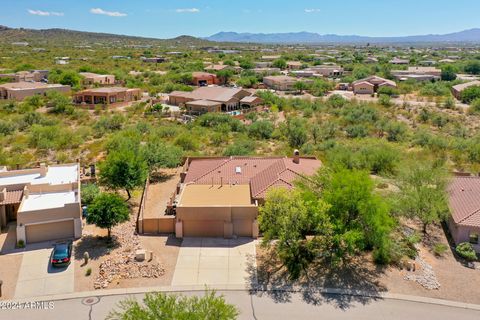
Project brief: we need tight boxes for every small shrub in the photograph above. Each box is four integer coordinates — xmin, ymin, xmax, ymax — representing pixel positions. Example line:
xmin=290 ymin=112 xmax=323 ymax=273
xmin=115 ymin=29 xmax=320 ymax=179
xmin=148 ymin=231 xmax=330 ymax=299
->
xmin=85 ymin=268 xmax=92 ymax=276
xmin=17 ymin=239 xmax=25 ymax=248
xmin=433 ymin=243 xmax=448 ymax=257
xmin=455 ymin=242 xmax=477 ymax=261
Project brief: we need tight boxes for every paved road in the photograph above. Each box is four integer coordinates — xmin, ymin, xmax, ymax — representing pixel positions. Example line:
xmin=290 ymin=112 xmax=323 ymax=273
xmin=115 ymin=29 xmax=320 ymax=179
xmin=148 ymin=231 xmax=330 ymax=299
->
xmin=1 ymin=290 xmax=479 ymax=320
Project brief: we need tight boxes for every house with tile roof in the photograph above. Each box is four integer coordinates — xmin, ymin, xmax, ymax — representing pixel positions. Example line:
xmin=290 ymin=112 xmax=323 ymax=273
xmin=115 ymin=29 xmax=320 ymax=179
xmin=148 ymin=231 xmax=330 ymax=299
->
xmin=168 ymin=86 xmax=261 ymax=115
xmin=447 ymin=176 xmax=480 ymax=252
xmin=170 ymin=152 xmax=321 ymax=238
xmin=0 ymin=163 xmax=82 ymax=245
xmin=352 ymin=76 xmax=397 ymax=95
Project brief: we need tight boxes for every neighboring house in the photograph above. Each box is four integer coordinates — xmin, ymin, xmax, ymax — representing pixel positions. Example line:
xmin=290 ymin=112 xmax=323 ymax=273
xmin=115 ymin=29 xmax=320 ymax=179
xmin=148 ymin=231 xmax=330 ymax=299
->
xmin=204 ymin=64 xmax=230 ymax=72
xmin=365 ymin=57 xmax=379 ymax=64
xmin=141 ymin=57 xmax=166 ymax=63
xmin=14 ymin=70 xmax=49 ymax=82
xmin=74 ymin=87 xmax=141 ymax=105
xmin=451 ymin=81 xmax=480 ymax=100
xmin=79 ymin=72 xmax=116 ymax=86
xmin=351 ymin=76 xmax=397 ymax=94
xmin=389 ymin=57 xmax=409 ymax=65
xmin=261 ymin=55 xmax=281 ymax=61
xmin=286 ymin=61 xmax=303 ymax=70
xmin=191 ymin=72 xmax=219 ymax=86
xmin=0 ymin=163 xmax=82 ymax=245
xmin=172 ymin=153 xmax=321 ymax=238
xmin=255 ymin=61 xmax=272 ymax=68
xmin=447 ymin=176 xmax=480 ymax=252
xmin=169 ymin=86 xmax=260 ymax=114
xmin=0 ymin=82 xmax=70 ymax=101
xmin=252 ymin=67 xmax=281 ymax=76
xmin=392 ymin=66 xmax=442 ymax=82
xmin=263 ymin=75 xmax=312 ymax=91
xmin=291 ymin=70 xmax=315 ymax=78
xmin=306 ymin=65 xmax=344 ymax=77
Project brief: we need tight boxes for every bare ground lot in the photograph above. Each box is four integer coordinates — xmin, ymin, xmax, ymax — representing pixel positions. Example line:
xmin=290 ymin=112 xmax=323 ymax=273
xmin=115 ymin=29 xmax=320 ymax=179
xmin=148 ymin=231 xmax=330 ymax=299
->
xmin=255 ymin=221 xmax=480 ymax=305
xmin=143 ymin=168 xmax=181 ymax=219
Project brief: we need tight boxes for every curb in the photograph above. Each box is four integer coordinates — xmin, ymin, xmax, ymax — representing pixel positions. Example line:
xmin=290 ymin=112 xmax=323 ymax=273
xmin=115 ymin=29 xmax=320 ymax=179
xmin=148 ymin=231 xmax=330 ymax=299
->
xmin=5 ymin=284 xmax=480 ymax=311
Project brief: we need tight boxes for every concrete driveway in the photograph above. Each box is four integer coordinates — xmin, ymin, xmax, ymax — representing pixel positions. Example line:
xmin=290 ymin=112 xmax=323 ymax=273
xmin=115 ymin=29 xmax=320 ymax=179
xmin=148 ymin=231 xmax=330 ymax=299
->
xmin=14 ymin=248 xmax=74 ymax=298
xmin=171 ymin=238 xmax=256 ymax=287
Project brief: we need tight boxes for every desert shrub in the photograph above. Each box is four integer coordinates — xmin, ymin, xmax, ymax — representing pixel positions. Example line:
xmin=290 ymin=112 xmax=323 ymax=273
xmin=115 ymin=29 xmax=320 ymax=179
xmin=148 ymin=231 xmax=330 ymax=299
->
xmin=433 ymin=243 xmax=448 ymax=257
xmin=224 ymin=139 xmax=255 ymax=156
xmin=456 ymin=242 xmax=477 ymax=261
xmin=81 ymin=183 xmax=100 ymax=206
xmin=248 ymin=120 xmax=274 ymax=139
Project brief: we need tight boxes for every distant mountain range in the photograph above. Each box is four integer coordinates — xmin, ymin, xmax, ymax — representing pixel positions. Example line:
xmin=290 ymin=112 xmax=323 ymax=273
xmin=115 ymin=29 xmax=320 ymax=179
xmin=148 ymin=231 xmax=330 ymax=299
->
xmin=205 ymin=29 xmax=480 ymax=44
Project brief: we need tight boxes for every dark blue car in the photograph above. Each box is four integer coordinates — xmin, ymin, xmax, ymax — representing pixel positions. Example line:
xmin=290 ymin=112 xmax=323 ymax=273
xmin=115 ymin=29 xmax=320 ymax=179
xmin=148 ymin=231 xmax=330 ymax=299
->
xmin=51 ymin=242 xmax=72 ymax=267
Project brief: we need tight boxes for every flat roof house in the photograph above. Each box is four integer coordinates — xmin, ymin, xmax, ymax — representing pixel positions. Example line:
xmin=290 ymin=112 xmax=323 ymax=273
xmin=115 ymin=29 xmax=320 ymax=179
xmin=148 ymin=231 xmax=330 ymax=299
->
xmin=389 ymin=57 xmax=409 ymax=65
xmin=306 ymin=65 xmax=344 ymax=77
xmin=74 ymin=87 xmax=141 ymax=106
xmin=0 ymin=82 xmax=71 ymax=101
xmin=169 ymin=86 xmax=260 ymax=114
xmin=191 ymin=72 xmax=219 ymax=87
xmin=263 ymin=75 xmax=303 ymax=91
xmin=0 ymin=163 xmax=82 ymax=245
xmin=79 ymin=72 xmax=116 ymax=86
xmin=352 ymin=76 xmax=397 ymax=95
xmin=451 ymin=81 xmax=480 ymax=100
xmin=447 ymin=176 xmax=480 ymax=252
xmin=172 ymin=153 xmax=321 ymax=238
xmin=392 ymin=67 xmax=442 ymax=82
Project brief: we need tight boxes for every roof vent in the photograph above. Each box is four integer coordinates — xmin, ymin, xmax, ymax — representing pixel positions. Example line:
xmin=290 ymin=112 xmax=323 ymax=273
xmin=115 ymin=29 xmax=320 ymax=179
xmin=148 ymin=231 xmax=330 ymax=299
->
xmin=235 ymin=166 xmax=242 ymax=174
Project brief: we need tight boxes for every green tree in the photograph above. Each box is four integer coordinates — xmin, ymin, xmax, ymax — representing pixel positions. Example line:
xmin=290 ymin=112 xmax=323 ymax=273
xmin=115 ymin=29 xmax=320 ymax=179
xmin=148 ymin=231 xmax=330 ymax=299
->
xmin=464 ymin=60 xmax=480 ymax=75
xmin=294 ymin=81 xmax=308 ymax=94
xmin=272 ymin=59 xmax=287 ymax=69
xmin=317 ymin=168 xmax=394 ymax=263
xmin=461 ymin=85 xmax=480 ymax=104
xmin=441 ymin=65 xmax=457 ymax=81
xmin=81 ymin=183 xmax=100 ymax=206
xmin=285 ymin=117 xmax=308 ymax=147
xmin=87 ymin=193 xmax=130 ymax=239
xmin=247 ymin=120 xmax=274 ymax=139
xmin=259 ymin=188 xmax=330 ymax=279
xmin=142 ymin=140 xmax=183 ymax=170
xmin=107 ymin=290 xmax=238 ymax=320
xmin=99 ymin=143 xmax=148 ymax=201
xmin=397 ymin=159 xmax=449 ymax=234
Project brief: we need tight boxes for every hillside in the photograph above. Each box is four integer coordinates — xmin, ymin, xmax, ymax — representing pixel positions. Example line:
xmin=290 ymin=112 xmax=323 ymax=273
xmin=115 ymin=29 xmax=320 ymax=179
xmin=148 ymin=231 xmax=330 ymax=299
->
xmin=0 ymin=26 xmax=216 ymax=47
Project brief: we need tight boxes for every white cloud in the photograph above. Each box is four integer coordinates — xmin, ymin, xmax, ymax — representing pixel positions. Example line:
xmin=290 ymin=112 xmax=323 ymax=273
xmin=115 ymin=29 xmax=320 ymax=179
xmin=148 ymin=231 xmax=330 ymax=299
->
xmin=304 ymin=8 xmax=321 ymax=13
xmin=90 ymin=8 xmax=127 ymax=17
xmin=28 ymin=9 xmax=64 ymax=17
xmin=175 ymin=8 xmax=200 ymax=13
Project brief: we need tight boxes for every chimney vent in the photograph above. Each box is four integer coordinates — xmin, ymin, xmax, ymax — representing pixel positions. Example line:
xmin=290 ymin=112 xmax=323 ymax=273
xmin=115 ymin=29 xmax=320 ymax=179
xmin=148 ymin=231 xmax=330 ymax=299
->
xmin=293 ymin=149 xmax=300 ymax=164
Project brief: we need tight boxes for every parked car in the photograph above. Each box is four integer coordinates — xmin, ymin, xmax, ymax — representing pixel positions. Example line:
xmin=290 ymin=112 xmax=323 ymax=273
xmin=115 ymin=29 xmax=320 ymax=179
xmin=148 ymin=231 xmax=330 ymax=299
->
xmin=51 ymin=242 xmax=73 ymax=267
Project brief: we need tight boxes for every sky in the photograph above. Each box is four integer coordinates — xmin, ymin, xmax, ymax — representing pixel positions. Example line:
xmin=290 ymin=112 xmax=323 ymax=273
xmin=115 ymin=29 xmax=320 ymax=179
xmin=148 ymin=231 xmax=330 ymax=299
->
xmin=1 ymin=0 xmax=479 ymax=39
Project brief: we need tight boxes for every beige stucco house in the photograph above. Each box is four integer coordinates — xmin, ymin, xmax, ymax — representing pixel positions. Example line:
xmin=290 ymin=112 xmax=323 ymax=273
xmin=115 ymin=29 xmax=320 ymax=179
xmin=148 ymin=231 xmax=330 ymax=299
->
xmin=168 ymin=86 xmax=259 ymax=114
xmin=0 ymin=82 xmax=71 ymax=101
xmin=171 ymin=153 xmax=321 ymax=238
xmin=0 ymin=163 xmax=82 ymax=244
xmin=74 ymin=87 xmax=141 ymax=105
xmin=79 ymin=72 xmax=116 ymax=86
xmin=352 ymin=76 xmax=397 ymax=94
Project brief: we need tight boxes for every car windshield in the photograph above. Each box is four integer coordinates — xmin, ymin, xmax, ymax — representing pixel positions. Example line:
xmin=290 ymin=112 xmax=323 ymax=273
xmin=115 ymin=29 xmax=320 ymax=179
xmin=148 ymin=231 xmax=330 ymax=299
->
xmin=53 ymin=244 xmax=69 ymax=258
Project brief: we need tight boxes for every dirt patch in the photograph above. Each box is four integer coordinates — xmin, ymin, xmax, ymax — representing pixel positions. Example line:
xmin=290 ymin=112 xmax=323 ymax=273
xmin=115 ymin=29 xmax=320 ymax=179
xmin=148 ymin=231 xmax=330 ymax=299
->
xmin=0 ymin=254 xmax=22 ymax=299
xmin=143 ymin=168 xmax=181 ymax=219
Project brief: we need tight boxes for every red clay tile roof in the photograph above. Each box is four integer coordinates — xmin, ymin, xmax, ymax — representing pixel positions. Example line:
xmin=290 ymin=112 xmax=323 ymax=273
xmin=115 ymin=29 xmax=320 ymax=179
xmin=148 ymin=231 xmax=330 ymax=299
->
xmin=447 ymin=176 xmax=480 ymax=227
xmin=0 ymin=189 xmax=23 ymax=205
xmin=183 ymin=156 xmax=321 ymax=199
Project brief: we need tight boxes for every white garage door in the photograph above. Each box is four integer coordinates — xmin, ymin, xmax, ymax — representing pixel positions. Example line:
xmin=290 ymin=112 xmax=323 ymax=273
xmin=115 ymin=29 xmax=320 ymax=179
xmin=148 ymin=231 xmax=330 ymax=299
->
xmin=26 ymin=220 xmax=74 ymax=244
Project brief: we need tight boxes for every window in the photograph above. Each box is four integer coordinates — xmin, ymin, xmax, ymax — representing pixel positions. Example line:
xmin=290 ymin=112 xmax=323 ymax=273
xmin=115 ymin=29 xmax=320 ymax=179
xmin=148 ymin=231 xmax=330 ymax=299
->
xmin=469 ymin=233 xmax=479 ymax=244
xmin=235 ymin=166 xmax=242 ymax=174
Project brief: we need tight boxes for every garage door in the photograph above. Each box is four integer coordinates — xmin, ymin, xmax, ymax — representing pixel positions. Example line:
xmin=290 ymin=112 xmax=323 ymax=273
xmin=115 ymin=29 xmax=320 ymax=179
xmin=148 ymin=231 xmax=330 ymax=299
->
xmin=26 ymin=220 xmax=74 ymax=244
xmin=233 ymin=219 xmax=252 ymax=237
xmin=183 ymin=220 xmax=224 ymax=237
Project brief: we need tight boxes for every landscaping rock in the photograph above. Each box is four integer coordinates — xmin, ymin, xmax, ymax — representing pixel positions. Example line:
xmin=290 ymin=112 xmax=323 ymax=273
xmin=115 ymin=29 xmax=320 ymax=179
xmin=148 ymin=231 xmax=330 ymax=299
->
xmin=93 ymin=216 xmax=165 ymax=289
xmin=404 ymin=250 xmax=440 ymax=290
